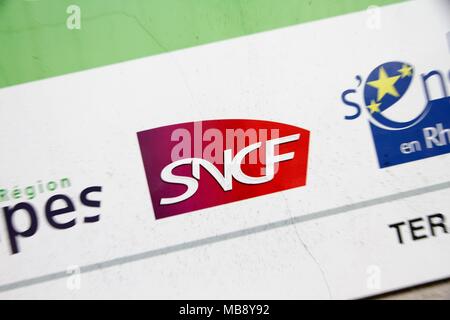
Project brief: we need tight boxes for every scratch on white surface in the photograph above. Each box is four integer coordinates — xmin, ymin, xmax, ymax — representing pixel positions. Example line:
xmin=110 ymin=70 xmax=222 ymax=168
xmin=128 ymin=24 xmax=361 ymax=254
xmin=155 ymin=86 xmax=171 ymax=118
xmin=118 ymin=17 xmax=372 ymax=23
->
xmin=280 ymin=192 xmax=332 ymax=299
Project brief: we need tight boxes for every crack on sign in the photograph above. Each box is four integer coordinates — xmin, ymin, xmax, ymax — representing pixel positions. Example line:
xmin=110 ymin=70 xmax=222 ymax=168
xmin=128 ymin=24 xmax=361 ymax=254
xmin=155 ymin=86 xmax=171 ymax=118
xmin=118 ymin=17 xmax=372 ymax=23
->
xmin=0 ymin=10 xmax=169 ymax=57
xmin=120 ymin=12 xmax=168 ymax=53
xmin=31 ymin=55 xmax=51 ymax=74
xmin=280 ymin=192 xmax=332 ymax=299
xmin=173 ymin=64 xmax=197 ymax=109
xmin=236 ymin=1 xmax=249 ymax=34
xmin=119 ymin=12 xmax=198 ymax=107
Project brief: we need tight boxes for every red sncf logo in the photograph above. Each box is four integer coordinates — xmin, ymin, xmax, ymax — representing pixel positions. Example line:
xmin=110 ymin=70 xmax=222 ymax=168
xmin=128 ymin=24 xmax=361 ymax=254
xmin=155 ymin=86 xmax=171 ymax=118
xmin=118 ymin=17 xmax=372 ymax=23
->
xmin=137 ymin=119 xmax=310 ymax=219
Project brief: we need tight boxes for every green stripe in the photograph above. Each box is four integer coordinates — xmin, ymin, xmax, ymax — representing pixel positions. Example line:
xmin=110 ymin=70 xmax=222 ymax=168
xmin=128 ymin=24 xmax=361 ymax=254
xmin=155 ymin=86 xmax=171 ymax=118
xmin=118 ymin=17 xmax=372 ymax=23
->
xmin=0 ymin=0 xmax=404 ymax=89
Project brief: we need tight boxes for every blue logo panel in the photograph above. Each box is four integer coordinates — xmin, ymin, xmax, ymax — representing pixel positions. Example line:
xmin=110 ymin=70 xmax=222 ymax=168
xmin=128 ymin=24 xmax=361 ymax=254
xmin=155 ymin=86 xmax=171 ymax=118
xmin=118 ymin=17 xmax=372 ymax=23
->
xmin=371 ymin=97 xmax=450 ymax=168
xmin=342 ymin=59 xmax=450 ymax=168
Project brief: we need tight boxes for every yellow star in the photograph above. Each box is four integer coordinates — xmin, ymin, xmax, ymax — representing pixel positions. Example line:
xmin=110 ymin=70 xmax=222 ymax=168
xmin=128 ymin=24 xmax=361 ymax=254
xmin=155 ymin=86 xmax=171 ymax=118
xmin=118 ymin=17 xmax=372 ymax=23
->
xmin=367 ymin=67 xmax=400 ymax=101
xmin=398 ymin=64 xmax=413 ymax=78
xmin=367 ymin=100 xmax=381 ymax=114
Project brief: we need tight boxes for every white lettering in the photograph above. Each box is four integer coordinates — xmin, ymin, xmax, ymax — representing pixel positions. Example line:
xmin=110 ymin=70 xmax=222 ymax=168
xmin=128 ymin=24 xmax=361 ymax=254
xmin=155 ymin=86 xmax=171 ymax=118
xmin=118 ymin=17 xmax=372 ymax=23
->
xmin=160 ymin=134 xmax=300 ymax=205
